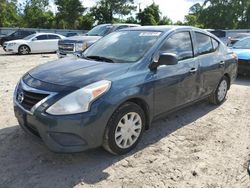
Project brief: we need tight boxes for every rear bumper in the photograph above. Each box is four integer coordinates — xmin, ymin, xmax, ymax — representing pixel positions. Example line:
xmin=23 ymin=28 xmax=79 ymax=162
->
xmin=238 ymin=59 xmax=250 ymax=75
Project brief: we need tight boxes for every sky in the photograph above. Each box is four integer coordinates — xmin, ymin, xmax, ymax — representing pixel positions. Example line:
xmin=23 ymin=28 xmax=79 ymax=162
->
xmin=19 ymin=0 xmax=203 ymax=22
xmin=82 ymin=0 xmax=204 ymax=22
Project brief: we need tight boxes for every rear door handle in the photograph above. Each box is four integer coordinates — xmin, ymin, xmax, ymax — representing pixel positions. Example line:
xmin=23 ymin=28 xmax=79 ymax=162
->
xmin=189 ymin=68 xmax=197 ymax=74
xmin=219 ymin=61 xmax=225 ymax=66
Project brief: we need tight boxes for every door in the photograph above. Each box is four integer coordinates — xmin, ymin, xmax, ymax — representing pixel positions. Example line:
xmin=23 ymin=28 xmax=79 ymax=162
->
xmin=153 ymin=31 xmax=199 ymax=116
xmin=29 ymin=34 xmax=49 ymax=52
xmin=47 ymin=34 xmax=61 ymax=52
xmin=194 ymin=32 xmax=224 ymax=96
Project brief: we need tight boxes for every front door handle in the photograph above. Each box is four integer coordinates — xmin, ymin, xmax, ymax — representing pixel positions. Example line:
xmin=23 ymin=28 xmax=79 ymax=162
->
xmin=189 ymin=68 xmax=197 ymax=74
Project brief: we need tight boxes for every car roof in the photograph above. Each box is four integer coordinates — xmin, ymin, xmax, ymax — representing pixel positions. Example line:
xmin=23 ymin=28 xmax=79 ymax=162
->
xmin=122 ymin=25 xmax=196 ymax=32
xmin=35 ymin=33 xmax=63 ymax=36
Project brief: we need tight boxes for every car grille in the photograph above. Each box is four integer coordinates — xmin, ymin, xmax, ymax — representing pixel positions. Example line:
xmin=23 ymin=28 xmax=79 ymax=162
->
xmin=16 ymin=84 xmax=49 ymax=111
xmin=58 ymin=43 xmax=74 ymax=52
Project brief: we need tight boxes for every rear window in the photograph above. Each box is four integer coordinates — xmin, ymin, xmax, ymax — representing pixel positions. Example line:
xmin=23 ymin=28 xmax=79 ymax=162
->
xmin=195 ymin=32 xmax=214 ymax=55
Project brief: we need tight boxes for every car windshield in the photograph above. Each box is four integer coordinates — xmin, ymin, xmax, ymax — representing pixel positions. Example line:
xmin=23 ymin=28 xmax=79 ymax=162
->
xmin=23 ymin=34 xmax=36 ymax=40
xmin=83 ymin=30 xmax=162 ymax=63
xmin=87 ymin=25 xmax=112 ymax=36
xmin=233 ymin=38 xmax=250 ymax=49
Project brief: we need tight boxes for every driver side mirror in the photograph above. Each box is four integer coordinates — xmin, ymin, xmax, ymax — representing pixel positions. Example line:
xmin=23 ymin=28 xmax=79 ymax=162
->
xmin=149 ymin=53 xmax=178 ymax=70
xmin=32 ymin=38 xmax=37 ymax=41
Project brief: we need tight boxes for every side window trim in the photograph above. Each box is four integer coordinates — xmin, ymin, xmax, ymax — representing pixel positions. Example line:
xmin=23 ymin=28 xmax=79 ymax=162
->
xmin=211 ymin=37 xmax=220 ymax=51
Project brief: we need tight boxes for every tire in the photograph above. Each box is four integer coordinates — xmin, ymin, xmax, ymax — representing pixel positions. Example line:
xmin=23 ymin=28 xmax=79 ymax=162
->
xmin=209 ymin=76 xmax=229 ymax=105
xmin=103 ymin=102 xmax=146 ymax=155
xmin=18 ymin=45 xmax=30 ymax=55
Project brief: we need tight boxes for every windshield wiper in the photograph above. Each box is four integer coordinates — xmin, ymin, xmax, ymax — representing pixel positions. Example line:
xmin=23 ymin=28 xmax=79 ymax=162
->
xmin=85 ymin=55 xmax=114 ymax=63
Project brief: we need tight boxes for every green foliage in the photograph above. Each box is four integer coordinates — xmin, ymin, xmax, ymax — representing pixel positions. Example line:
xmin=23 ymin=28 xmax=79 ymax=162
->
xmin=137 ymin=3 xmax=172 ymax=26
xmin=158 ymin=16 xmax=173 ymax=25
xmin=21 ymin=0 xmax=55 ymax=28
xmin=91 ymin=0 xmax=136 ymax=24
xmin=137 ymin=3 xmax=160 ymax=25
xmin=0 ymin=0 xmax=20 ymax=27
xmin=1 ymin=0 xmax=250 ymax=30
xmin=186 ymin=0 xmax=250 ymax=29
xmin=55 ymin=0 xmax=85 ymax=29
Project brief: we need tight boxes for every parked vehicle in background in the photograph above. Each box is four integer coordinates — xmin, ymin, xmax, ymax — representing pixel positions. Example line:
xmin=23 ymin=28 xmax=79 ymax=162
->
xmin=231 ymin=37 xmax=250 ymax=76
xmin=0 ymin=29 xmax=36 ymax=46
xmin=3 ymin=33 xmax=65 ymax=55
xmin=207 ymin=29 xmax=229 ymax=44
xmin=14 ymin=26 xmax=237 ymax=155
xmin=227 ymin=33 xmax=250 ymax=46
xmin=65 ymin=32 xmax=79 ymax=37
xmin=57 ymin=23 xmax=140 ymax=58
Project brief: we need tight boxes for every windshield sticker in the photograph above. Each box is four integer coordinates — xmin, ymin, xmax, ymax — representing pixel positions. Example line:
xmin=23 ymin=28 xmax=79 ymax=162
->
xmin=139 ymin=32 xmax=161 ymax=37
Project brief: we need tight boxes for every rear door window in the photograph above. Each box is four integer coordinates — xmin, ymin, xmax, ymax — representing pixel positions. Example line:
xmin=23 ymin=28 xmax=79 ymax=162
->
xmin=36 ymin=35 xmax=48 ymax=40
xmin=195 ymin=32 xmax=214 ymax=55
xmin=159 ymin=31 xmax=194 ymax=61
xmin=47 ymin=35 xmax=61 ymax=39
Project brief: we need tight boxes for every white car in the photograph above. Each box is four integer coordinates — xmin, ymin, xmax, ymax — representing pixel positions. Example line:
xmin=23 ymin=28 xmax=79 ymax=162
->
xmin=3 ymin=33 xmax=65 ymax=55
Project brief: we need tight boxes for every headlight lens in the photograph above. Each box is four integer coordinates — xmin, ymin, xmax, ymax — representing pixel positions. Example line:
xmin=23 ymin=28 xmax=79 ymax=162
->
xmin=46 ymin=80 xmax=111 ymax=115
xmin=75 ymin=42 xmax=88 ymax=51
xmin=8 ymin=43 xmax=16 ymax=46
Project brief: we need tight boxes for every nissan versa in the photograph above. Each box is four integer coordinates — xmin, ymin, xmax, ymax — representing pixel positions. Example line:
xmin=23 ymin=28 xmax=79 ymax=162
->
xmin=14 ymin=26 xmax=238 ymax=155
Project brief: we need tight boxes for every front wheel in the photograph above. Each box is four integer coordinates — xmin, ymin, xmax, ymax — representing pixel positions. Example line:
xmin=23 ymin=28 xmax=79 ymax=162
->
xmin=209 ymin=76 xmax=229 ymax=105
xmin=18 ymin=45 xmax=30 ymax=55
xmin=103 ymin=102 xmax=145 ymax=155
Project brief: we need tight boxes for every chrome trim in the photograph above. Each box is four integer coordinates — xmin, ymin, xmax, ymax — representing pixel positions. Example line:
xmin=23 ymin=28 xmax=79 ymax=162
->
xmin=58 ymin=43 xmax=75 ymax=52
xmin=14 ymin=80 xmax=57 ymax=115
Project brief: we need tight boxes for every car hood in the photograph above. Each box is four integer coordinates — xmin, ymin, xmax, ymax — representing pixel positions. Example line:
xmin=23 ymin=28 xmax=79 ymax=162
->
xmin=232 ymin=49 xmax=250 ymax=60
xmin=5 ymin=39 xmax=26 ymax=44
xmin=28 ymin=57 xmax=130 ymax=88
xmin=63 ymin=35 xmax=102 ymax=42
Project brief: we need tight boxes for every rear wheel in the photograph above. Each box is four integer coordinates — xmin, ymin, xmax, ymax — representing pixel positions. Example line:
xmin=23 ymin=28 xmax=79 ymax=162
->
xmin=103 ymin=102 xmax=145 ymax=155
xmin=209 ymin=76 xmax=229 ymax=105
xmin=18 ymin=45 xmax=30 ymax=55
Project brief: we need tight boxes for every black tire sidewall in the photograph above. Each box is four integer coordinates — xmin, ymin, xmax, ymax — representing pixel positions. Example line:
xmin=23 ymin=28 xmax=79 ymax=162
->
xmin=106 ymin=102 xmax=146 ymax=155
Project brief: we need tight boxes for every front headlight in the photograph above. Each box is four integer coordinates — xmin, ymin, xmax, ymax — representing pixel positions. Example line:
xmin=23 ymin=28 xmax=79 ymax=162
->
xmin=75 ymin=42 xmax=88 ymax=51
xmin=46 ymin=80 xmax=111 ymax=115
xmin=8 ymin=43 xmax=16 ymax=46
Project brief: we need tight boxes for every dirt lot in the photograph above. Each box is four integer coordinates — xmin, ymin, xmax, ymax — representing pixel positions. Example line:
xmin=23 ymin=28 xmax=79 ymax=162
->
xmin=0 ymin=48 xmax=250 ymax=188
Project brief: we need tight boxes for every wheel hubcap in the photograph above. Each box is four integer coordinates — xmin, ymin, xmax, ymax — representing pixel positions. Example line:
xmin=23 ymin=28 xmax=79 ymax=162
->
xmin=217 ymin=80 xmax=227 ymax=102
xmin=20 ymin=46 xmax=28 ymax=54
xmin=115 ymin=112 xmax=142 ymax=149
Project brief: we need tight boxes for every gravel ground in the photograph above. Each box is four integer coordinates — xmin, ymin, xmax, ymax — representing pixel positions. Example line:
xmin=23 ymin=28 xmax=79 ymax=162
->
xmin=0 ymin=48 xmax=250 ymax=188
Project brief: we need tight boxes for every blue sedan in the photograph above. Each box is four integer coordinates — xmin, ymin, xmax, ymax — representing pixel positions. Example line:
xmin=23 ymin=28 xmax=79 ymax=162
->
xmin=232 ymin=37 xmax=250 ymax=76
xmin=14 ymin=26 xmax=237 ymax=155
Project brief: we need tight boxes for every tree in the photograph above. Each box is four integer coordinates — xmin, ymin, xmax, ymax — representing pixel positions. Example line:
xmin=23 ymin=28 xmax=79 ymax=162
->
xmin=21 ymin=0 xmax=55 ymax=28
xmin=137 ymin=3 xmax=172 ymax=26
xmin=91 ymin=0 xmax=136 ymax=24
xmin=187 ymin=0 xmax=250 ymax=29
xmin=137 ymin=3 xmax=161 ymax=25
xmin=158 ymin=16 xmax=172 ymax=25
xmin=0 ymin=0 xmax=20 ymax=27
xmin=55 ymin=0 xmax=85 ymax=29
